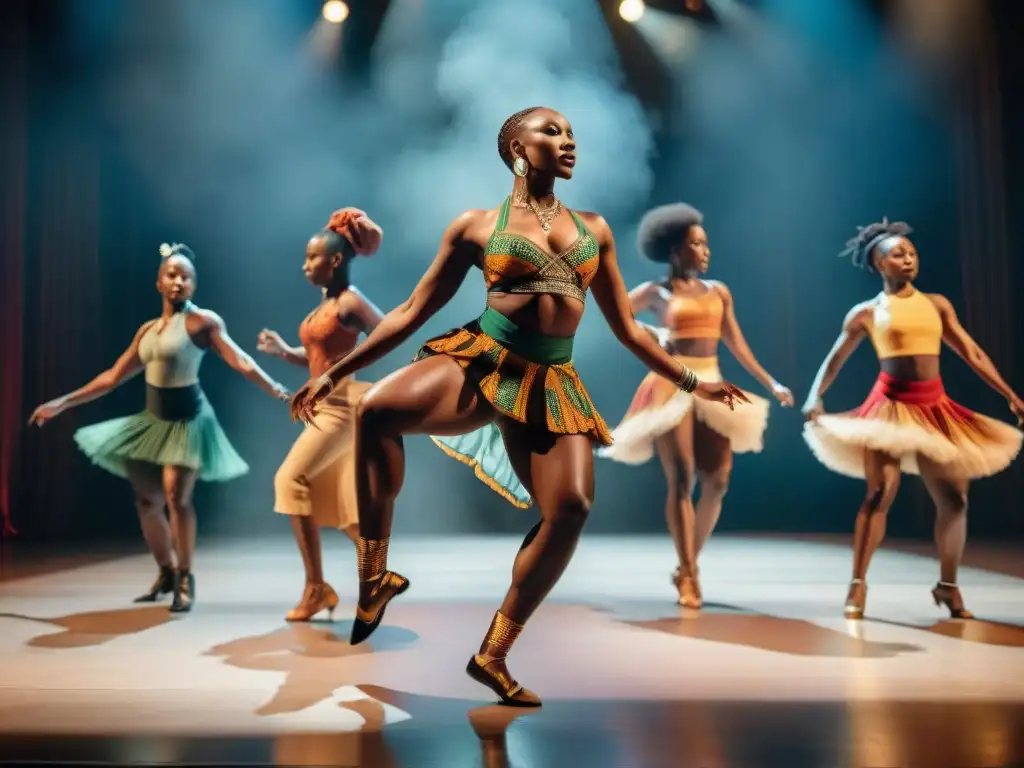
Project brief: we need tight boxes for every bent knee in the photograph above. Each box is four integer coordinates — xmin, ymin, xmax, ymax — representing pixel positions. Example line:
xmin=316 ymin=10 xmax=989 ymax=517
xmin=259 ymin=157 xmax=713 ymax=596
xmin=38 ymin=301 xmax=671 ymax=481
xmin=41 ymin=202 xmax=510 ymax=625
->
xmin=356 ymin=387 xmax=402 ymax=434
xmin=273 ymin=465 xmax=309 ymax=499
xmin=864 ymin=479 xmax=900 ymax=511
xmin=134 ymin=492 xmax=164 ymax=517
xmin=700 ymin=468 xmax=731 ymax=498
xmin=939 ymin=488 xmax=969 ymax=515
xmin=550 ymin=492 xmax=593 ymax=529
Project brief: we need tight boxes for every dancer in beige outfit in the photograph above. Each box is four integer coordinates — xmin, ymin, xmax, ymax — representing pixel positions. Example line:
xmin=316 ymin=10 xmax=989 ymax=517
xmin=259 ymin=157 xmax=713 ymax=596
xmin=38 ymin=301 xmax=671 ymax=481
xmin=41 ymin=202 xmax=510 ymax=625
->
xmin=258 ymin=208 xmax=385 ymax=621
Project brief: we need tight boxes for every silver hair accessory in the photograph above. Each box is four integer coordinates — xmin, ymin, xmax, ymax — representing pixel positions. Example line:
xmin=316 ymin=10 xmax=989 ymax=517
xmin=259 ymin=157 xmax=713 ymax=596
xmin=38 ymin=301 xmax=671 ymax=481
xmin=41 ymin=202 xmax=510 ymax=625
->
xmin=159 ymin=243 xmax=174 ymax=258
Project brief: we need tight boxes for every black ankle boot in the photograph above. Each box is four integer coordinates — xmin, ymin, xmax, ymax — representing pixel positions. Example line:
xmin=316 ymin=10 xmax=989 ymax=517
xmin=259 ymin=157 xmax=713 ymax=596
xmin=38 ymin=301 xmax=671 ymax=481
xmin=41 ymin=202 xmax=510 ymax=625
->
xmin=134 ymin=565 xmax=175 ymax=603
xmin=169 ymin=569 xmax=195 ymax=613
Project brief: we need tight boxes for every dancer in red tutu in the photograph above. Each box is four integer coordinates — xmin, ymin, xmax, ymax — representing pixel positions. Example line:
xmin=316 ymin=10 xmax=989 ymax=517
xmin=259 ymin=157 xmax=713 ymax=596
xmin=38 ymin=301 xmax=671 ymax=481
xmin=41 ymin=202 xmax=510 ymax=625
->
xmin=803 ymin=218 xmax=1024 ymax=619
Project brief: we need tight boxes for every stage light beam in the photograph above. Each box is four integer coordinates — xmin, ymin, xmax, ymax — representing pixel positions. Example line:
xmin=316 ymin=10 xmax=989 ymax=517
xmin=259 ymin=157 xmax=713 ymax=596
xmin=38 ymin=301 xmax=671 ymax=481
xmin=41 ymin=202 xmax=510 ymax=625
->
xmin=322 ymin=1 xmax=349 ymax=24
xmin=619 ymin=0 xmax=645 ymax=24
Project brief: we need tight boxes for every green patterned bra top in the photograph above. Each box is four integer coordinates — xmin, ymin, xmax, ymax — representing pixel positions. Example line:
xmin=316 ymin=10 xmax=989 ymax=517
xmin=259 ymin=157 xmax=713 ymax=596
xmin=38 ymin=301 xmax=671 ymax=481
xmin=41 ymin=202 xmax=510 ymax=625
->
xmin=482 ymin=197 xmax=600 ymax=305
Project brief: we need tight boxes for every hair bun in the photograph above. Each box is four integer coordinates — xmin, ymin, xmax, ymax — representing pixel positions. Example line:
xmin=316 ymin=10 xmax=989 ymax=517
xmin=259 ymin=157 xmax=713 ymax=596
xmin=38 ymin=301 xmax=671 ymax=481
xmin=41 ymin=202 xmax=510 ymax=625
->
xmin=326 ymin=207 xmax=383 ymax=257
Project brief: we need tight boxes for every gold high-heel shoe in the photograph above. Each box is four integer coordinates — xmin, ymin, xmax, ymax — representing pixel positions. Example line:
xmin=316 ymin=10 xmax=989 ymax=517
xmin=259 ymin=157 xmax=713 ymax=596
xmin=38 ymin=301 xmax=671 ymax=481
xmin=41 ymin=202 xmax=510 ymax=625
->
xmin=931 ymin=581 xmax=974 ymax=619
xmin=844 ymin=578 xmax=866 ymax=619
xmin=286 ymin=582 xmax=339 ymax=622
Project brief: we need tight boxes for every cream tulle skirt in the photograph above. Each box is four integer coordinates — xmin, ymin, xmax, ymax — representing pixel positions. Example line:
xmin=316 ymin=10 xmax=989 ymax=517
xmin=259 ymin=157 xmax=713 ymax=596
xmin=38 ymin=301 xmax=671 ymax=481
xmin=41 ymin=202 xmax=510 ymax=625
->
xmin=598 ymin=356 xmax=770 ymax=465
xmin=803 ymin=373 xmax=1022 ymax=479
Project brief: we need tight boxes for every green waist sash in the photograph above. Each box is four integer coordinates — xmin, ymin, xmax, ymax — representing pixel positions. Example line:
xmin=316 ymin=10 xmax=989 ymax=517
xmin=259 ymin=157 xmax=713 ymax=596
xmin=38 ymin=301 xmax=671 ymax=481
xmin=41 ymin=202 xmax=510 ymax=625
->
xmin=478 ymin=307 xmax=574 ymax=366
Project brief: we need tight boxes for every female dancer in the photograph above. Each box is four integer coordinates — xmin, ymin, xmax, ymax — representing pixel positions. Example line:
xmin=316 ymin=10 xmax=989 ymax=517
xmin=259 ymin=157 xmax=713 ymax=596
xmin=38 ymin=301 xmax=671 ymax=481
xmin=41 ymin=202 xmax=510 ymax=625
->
xmin=803 ymin=219 xmax=1024 ymax=619
xmin=29 ymin=243 xmax=289 ymax=613
xmin=598 ymin=203 xmax=794 ymax=608
xmin=257 ymin=208 xmax=384 ymax=621
xmin=290 ymin=106 xmax=747 ymax=706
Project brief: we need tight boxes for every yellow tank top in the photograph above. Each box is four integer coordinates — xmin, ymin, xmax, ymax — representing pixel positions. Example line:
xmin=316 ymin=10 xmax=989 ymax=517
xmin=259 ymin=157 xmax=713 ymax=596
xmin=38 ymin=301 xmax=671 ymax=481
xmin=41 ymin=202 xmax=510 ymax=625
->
xmin=868 ymin=290 xmax=943 ymax=359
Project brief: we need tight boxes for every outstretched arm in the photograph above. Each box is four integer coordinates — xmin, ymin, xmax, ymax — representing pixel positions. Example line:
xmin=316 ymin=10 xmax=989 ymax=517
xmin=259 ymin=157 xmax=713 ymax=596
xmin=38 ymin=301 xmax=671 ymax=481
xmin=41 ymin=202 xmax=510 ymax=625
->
xmin=315 ymin=210 xmax=481 ymax=387
xmin=257 ymin=330 xmax=308 ymax=367
xmin=29 ymin=321 xmax=152 ymax=425
xmin=628 ymin=281 xmax=668 ymax=345
xmin=197 ymin=310 xmax=288 ymax=399
xmin=931 ymin=294 xmax=1023 ymax=414
xmin=802 ymin=304 xmax=869 ymax=416
xmin=588 ymin=215 xmax=747 ymax=404
xmin=717 ymin=282 xmax=793 ymax=404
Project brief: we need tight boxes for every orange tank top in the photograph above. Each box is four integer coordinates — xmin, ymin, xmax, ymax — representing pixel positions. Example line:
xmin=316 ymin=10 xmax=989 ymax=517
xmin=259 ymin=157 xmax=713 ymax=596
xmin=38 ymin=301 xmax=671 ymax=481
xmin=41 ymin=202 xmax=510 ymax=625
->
xmin=299 ymin=301 xmax=360 ymax=378
xmin=665 ymin=287 xmax=724 ymax=340
xmin=868 ymin=290 xmax=943 ymax=359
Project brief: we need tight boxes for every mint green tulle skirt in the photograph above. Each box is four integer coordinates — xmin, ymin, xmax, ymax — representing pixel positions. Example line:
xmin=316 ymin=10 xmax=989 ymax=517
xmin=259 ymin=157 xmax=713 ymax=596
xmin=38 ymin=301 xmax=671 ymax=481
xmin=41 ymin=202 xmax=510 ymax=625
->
xmin=73 ymin=384 xmax=248 ymax=482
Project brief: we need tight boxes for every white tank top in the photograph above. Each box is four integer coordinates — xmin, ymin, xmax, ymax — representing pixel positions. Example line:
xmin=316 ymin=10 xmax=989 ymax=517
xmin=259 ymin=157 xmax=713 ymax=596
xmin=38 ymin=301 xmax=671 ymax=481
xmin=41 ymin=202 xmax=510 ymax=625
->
xmin=138 ymin=310 xmax=206 ymax=387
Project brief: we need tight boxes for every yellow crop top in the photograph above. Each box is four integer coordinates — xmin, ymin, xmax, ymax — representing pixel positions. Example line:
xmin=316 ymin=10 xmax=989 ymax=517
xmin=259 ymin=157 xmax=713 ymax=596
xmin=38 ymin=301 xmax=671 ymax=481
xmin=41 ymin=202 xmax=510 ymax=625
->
xmin=868 ymin=290 xmax=943 ymax=359
xmin=665 ymin=288 xmax=723 ymax=340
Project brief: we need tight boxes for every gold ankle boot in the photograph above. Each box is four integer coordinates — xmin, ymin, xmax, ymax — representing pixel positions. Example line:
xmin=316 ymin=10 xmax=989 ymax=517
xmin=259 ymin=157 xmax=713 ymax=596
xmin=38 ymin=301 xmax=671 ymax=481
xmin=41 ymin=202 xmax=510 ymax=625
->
xmin=350 ymin=537 xmax=408 ymax=645
xmin=466 ymin=611 xmax=541 ymax=708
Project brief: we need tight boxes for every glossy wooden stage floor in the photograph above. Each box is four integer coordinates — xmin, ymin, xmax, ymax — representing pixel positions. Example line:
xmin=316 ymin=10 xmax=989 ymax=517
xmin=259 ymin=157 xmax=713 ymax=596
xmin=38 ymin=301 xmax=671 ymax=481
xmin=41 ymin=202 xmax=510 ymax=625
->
xmin=1 ymin=535 xmax=1023 ymax=767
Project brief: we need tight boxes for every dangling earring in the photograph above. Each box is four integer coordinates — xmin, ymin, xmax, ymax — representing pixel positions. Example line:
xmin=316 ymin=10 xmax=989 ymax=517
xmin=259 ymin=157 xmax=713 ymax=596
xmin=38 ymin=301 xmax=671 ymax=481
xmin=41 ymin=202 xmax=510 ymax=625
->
xmin=513 ymin=156 xmax=528 ymax=177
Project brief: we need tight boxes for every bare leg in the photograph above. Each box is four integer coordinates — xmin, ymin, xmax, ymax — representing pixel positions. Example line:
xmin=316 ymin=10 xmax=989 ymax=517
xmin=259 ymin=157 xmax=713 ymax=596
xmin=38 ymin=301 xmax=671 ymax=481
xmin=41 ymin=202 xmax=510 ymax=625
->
xmin=125 ymin=460 xmax=174 ymax=602
xmin=126 ymin=460 xmax=173 ymax=568
xmin=350 ymin=356 xmax=493 ymax=642
xmin=290 ymin=515 xmax=324 ymax=584
xmin=464 ymin=424 xmax=595 ymax=706
xmin=163 ymin=465 xmax=198 ymax=613
xmin=918 ymin=455 xmax=972 ymax=618
xmin=653 ymin=413 xmax=699 ymax=606
xmin=845 ymin=450 xmax=902 ymax=618
xmin=692 ymin=418 xmax=733 ymax=558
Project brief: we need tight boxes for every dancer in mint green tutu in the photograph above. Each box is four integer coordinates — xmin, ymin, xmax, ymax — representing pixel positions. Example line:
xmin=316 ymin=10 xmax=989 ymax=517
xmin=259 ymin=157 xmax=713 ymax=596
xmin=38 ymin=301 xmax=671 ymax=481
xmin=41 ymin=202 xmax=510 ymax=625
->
xmin=29 ymin=242 xmax=289 ymax=613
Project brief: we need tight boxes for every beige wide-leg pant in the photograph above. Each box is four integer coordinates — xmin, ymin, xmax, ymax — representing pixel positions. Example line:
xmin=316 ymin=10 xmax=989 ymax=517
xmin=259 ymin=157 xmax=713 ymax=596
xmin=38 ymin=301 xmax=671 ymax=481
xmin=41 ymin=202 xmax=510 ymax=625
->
xmin=273 ymin=379 xmax=372 ymax=529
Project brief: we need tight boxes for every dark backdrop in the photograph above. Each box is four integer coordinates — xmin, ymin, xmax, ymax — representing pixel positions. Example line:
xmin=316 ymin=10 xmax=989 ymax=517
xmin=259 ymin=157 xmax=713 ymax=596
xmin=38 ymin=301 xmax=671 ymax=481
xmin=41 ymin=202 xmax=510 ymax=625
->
xmin=2 ymin=0 xmax=1022 ymax=544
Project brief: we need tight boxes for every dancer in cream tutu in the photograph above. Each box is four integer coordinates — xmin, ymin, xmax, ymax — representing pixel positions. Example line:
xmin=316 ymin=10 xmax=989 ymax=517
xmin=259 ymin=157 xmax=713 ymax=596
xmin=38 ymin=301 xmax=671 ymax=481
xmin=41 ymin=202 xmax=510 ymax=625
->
xmin=803 ymin=218 xmax=1023 ymax=619
xmin=29 ymin=243 xmax=289 ymax=612
xmin=599 ymin=203 xmax=794 ymax=607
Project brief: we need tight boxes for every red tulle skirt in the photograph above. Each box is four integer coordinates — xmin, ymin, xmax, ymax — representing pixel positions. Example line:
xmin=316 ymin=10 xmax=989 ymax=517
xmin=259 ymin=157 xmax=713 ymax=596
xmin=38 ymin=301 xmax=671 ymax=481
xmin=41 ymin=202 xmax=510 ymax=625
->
xmin=804 ymin=373 xmax=1022 ymax=479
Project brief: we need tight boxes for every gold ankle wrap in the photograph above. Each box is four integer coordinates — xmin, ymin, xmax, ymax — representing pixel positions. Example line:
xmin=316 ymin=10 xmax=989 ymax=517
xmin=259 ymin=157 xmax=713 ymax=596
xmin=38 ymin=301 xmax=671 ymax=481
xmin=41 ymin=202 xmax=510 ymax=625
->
xmin=483 ymin=611 xmax=524 ymax=659
xmin=356 ymin=537 xmax=389 ymax=582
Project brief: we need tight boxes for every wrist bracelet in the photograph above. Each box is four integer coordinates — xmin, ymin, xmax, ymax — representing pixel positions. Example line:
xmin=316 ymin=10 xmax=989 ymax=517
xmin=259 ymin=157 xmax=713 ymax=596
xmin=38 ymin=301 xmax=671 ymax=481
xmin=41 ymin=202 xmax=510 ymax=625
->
xmin=677 ymin=367 xmax=698 ymax=393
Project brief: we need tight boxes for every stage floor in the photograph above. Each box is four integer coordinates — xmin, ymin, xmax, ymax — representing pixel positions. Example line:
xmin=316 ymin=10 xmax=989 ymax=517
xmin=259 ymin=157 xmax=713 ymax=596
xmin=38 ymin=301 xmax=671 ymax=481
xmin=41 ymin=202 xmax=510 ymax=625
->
xmin=1 ymin=534 xmax=1023 ymax=767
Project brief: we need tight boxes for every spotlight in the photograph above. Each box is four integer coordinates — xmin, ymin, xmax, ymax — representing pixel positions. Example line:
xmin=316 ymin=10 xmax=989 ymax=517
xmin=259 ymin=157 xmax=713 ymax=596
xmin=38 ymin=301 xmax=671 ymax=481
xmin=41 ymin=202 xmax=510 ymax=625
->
xmin=322 ymin=0 xmax=349 ymax=24
xmin=619 ymin=0 xmax=645 ymax=23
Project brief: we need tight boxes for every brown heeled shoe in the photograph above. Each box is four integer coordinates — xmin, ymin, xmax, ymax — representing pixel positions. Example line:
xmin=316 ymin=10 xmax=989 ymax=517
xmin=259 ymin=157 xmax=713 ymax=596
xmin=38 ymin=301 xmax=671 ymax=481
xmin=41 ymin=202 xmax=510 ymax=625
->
xmin=466 ymin=655 xmax=542 ymax=708
xmin=286 ymin=582 xmax=340 ymax=622
xmin=931 ymin=581 xmax=974 ymax=619
xmin=673 ymin=567 xmax=702 ymax=609
xmin=349 ymin=571 xmax=409 ymax=645
xmin=844 ymin=578 xmax=866 ymax=620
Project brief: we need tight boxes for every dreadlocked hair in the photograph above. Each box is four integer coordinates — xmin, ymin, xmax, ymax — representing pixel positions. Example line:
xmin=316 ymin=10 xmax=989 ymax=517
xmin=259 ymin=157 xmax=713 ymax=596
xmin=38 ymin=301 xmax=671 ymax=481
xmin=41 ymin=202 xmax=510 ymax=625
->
xmin=637 ymin=203 xmax=704 ymax=264
xmin=497 ymin=106 xmax=546 ymax=170
xmin=840 ymin=217 xmax=913 ymax=272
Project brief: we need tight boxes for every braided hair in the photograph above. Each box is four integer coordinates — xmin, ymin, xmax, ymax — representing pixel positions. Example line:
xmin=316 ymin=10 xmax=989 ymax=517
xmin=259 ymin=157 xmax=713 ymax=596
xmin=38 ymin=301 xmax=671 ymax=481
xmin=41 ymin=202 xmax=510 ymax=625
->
xmin=839 ymin=217 xmax=913 ymax=272
xmin=497 ymin=106 xmax=546 ymax=170
xmin=637 ymin=203 xmax=704 ymax=264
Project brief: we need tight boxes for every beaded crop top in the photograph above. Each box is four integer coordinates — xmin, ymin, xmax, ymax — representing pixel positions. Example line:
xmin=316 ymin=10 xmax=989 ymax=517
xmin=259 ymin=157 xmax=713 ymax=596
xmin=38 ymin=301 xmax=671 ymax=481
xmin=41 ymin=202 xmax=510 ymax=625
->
xmin=483 ymin=197 xmax=600 ymax=305
xmin=299 ymin=299 xmax=361 ymax=379
xmin=665 ymin=287 xmax=724 ymax=340
xmin=868 ymin=289 xmax=943 ymax=359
